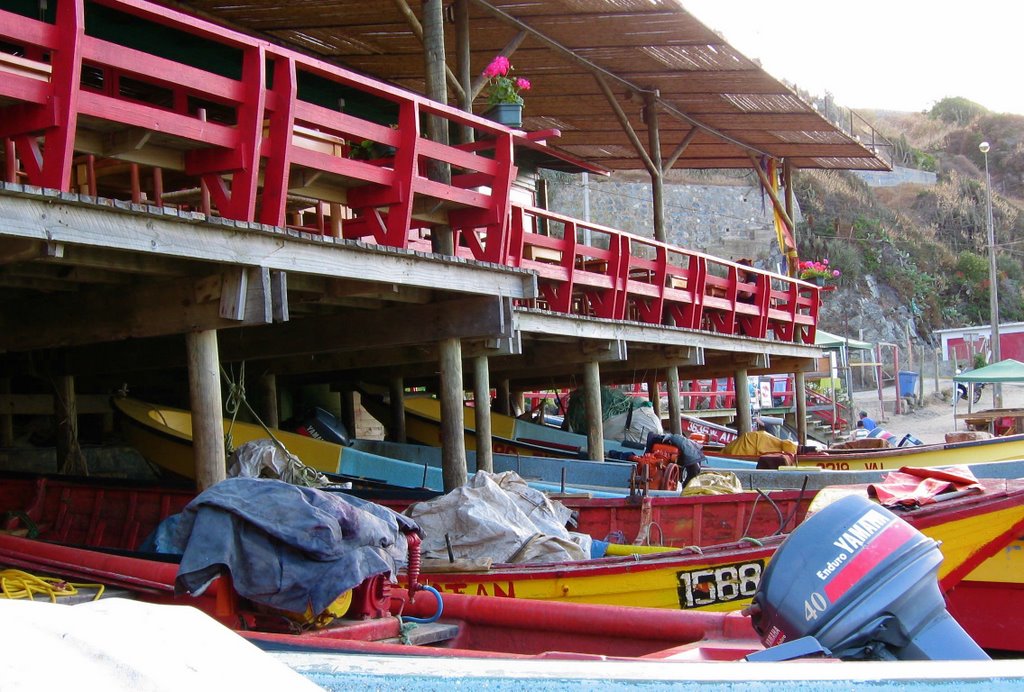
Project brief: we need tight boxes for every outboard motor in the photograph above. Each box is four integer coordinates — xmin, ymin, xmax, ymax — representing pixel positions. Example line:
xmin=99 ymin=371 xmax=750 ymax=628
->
xmin=294 ymin=407 xmax=352 ymax=446
xmin=747 ymin=494 xmax=988 ymax=661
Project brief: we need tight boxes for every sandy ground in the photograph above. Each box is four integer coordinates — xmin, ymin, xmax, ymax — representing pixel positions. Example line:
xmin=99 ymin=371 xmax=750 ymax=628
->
xmin=850 ymin=378 xmax=1024 ymax=445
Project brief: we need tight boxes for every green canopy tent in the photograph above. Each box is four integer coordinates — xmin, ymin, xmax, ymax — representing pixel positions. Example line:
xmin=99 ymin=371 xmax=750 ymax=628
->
xmin=952 ymin=359 xmax=1024 ymax=429
xmin=814 ymin=329 xmax=873 ymax=351
xmin=953 ymin=359 xmax=1024 ymax=383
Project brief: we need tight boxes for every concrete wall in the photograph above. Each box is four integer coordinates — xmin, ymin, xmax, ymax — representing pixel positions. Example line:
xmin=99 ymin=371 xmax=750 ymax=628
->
xmin=541 ymin=171 xmax=798 ymax=269
xmin=853 ymin=165 xmax=937 ymax=188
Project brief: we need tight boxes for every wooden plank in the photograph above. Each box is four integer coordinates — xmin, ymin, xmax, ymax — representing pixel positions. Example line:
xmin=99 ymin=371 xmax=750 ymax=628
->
xmin=0 ymin=394 xmax=112 ymax=415
xmin=0 ymin=272 xmax=272 ymax=351
xmin=0 ymin=192 xmax=535 ymax=298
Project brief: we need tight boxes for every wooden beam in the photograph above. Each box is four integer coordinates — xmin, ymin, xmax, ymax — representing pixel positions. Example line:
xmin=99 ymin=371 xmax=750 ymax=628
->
xmin=595 ymin=74 xmax=655 ymax=175
xmin=391 ymin=0 xmax=466 ymax=101
xmin=666 ymin=366 xmax=682 ymax=435
xmin=472 ymin=355 xmax=493 ymax=473
xmin=53 ymin=375 xmax=87 ymax=475
xmin=454 ymin=0 xmax=474 ymax=144
xmin=662 ymin=126 xmax=700 ymax=174
xmin=745 ymin=150 xmax=798 ymax=237
xmin=187 ymin=330 xmax=226 ymax=491
xmin=215 ymin=295 xmax=512 ymax=362
xmin=469 ymin=31 xmax=527 ymax=102
xmin=645 ymin=92 xmax=665 ymax=242
xmin=582 ymin=359 xmax=604 ymax=461
xmin=438 ymin=336 xmax=468 ymax=490
xmin=1 ymin=270 xmax=273 ymax=352
xmin=0 ymin=191 xmax=536 ymax=298
xmin=389 ymin=376 xmax=407 ymax=443
xmin=733 ymin=367 xmax=751 ymax=434
xmin=0 ymin=393 xmax=112 ymax=415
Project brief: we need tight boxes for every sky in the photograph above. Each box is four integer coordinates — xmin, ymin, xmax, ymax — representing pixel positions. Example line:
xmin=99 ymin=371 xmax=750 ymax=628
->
xmin=682 ymin=1 xmax=1024 ymax=116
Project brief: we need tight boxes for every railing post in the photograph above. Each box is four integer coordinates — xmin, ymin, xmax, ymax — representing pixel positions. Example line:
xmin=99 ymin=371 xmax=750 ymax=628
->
xmin=260 ymin=55 xmax=296 ymax=227
xmin=40 ymin=0 xmax=84 ymax=190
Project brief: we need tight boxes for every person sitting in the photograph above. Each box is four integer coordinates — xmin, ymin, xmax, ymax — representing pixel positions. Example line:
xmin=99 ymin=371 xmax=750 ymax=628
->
xmin=858 ymin=410 xmax=877 ymax=431
xmin=852 ymin=420 xmax=869 ymax=439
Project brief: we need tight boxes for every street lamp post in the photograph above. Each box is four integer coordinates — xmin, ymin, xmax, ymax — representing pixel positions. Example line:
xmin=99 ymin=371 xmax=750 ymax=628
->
xmin=980 ymin=141 xmax=1002 ymax=408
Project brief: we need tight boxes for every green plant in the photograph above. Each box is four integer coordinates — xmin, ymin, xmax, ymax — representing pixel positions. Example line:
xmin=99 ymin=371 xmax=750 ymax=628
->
xmin=482 ymin=55 xmax=531 ymax=107
xmin=798 ymin=259 xmax=840 ymax=282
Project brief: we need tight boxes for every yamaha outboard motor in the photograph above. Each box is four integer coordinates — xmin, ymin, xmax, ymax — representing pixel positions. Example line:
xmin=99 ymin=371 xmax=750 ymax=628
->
xmin=747 ymin=494 xmax=988 ymax=661
xmin=294 ymin=407 xmax=352 ymax=446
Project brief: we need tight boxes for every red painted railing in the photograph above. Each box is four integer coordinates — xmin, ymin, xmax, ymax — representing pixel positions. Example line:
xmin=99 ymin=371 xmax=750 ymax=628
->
xmin=0 ymin=0 xmax=818 ymax=343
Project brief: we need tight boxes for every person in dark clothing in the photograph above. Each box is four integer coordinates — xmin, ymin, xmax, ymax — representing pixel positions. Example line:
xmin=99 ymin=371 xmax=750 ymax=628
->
xmin=647 ymin=432 xmax=706 ymax=484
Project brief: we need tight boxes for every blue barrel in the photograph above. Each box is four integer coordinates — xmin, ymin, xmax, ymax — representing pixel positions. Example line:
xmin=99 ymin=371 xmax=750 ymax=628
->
xmin=898 ymin=370 xmax=919 ymax=395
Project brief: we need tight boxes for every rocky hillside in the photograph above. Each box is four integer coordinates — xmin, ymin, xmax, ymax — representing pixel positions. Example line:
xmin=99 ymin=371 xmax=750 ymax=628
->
xmin=796 ymin=98 xmax=1024 ymax=347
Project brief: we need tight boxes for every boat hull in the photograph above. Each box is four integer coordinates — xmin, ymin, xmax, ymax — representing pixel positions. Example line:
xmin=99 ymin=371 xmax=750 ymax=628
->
xmin=711 ymin=433 xmax=1024 ymax=471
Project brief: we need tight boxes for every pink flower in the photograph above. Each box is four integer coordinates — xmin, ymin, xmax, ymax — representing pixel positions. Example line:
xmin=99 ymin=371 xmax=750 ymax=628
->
xmin=483 ymin=55 xmax=511 ymax=78
xmin=832 ymin=269 xmax=841 ymax=277
xmin=515 ymin=77 xmax=531 ymax=91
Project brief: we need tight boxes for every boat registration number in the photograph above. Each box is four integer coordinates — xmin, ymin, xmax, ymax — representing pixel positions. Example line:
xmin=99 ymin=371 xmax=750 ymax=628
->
xmin=676 ymin=560 xmax=764 ymax=608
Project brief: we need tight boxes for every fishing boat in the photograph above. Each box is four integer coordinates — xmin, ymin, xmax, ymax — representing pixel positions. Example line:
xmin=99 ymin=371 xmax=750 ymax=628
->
xmin=711 ymin=431 xmax=1024 ymax=471
xmin=0 ymin=474 xmax=995 ymax=665
xmin=1 ymin=471 xmax=1020 ymax=619
xmin=112 ymin=397 xmax=635 ymax=495
xmin=392 ymin=396 xmax=646 ymax=459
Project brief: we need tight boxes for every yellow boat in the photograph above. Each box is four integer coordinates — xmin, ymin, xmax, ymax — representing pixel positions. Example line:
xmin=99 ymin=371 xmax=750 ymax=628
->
xmin=415 ymin=479 xmax=1024 ymax=613
xmin=711 ymin=433 xmax=1024 ymax=471
xmin=112 ymin=397 xmax=446 ymax=489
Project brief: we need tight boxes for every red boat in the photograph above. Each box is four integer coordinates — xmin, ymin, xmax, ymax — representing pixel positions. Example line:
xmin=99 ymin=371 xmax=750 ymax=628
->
xmin=0 ymin=473 xmax=764 ymax=661
xmin=1 ymin=472 xmax=1021 ymax=650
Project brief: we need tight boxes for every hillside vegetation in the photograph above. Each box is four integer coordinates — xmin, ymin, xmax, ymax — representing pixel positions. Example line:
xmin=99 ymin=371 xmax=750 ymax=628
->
xmin=795 ymin=98 xmax=1024 ymax=345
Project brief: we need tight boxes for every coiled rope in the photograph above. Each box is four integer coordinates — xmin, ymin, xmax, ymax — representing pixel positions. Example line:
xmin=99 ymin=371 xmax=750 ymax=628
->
xmin=220 ymin=363 xmax=329 ymax=488
xmin=0 ymin=569 xmax=105 ymax=603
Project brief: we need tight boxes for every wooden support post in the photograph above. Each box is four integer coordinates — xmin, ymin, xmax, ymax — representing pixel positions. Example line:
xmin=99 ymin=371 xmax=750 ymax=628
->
xmin=495 ymin=378 xmax=512 ymax=416
xmin=783 ymin=159 xmax=798 ymax=276
xmin=186 ymin=330 xmax=226 ymax=491
xmin=795 ymin=370 xmax=808 ymax=445
xmin=392 ymin=0 xmax=465 ymax=102
xmin=438 ymin=337 xmax=468 ymax=490
xmin=422 ymin=0 xmax=454 ymax=255
xmin=583 ymin=360 xmax=605 ymax=461
xmin=734 ymin=368 xmax=752 ymax=434
xmin=54 ymin=375 xmax=87 ymax=475
xmin=260 ymin=372 xmax=279 ymax=429
xmin=666 ymin=366 xmax=682 ymax=435
xmin=647 ymin=376 xmax=661 ymax=418
xmin=389 ymin=376 xmax=407 ymax=443
xmin=0 ymin=378 xmax=12 ymax=447
xmin=328 ymin=203 xmax=343 ymax=238
xmin=339 ymin=387 xmax=357 ymax=440
xmin=473 ymin=355 xmax=493 ymax=473
xmin=455 ymin=0 xmax=474 ymax=145
xmin=645 ymin=92 xmax=666 ymax=243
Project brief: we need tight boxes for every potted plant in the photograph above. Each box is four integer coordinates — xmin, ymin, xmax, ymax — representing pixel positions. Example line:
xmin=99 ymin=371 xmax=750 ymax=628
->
xmin=481 ymin=55 xmax=531 ymax=128
xmin=798 ymin=259 xmax=841 ymax=286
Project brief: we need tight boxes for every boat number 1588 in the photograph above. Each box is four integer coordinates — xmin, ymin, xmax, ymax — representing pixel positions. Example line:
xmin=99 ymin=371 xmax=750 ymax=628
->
xmin=676 ymin=560 xmax=764 ymax=608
